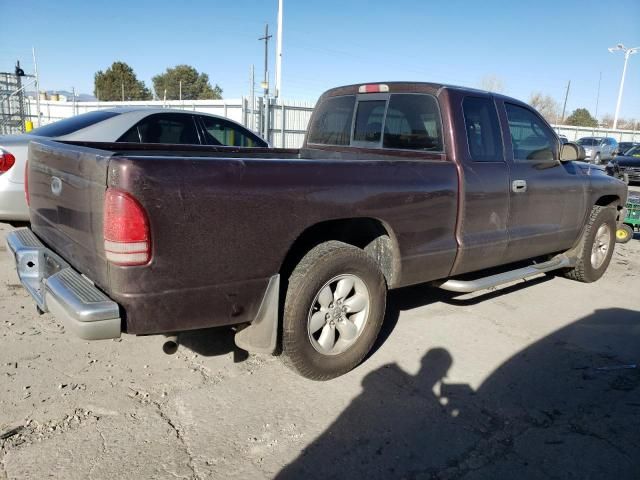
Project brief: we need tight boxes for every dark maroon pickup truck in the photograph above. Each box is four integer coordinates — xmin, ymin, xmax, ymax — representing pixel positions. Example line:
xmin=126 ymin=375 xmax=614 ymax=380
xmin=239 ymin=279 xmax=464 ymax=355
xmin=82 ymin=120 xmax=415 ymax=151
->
xmin=7 ymin=82 xmax=628 ymax=379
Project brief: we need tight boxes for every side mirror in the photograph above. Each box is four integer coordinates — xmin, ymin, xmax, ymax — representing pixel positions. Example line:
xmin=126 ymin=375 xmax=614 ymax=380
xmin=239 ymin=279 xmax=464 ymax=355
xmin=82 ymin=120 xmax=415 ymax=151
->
xmin=560 ymin=142 xmax=586 ymax=162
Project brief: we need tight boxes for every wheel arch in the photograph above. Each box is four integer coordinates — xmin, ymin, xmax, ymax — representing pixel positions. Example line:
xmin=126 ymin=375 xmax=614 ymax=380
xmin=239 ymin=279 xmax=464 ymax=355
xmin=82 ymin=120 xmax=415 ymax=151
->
xmin=594 ymin=195 xmax=622 ymax=208
xmin=594 ymin=194 xmax=625 ymax=222
xmin=279 ymin=218 xmax=401 ymax=289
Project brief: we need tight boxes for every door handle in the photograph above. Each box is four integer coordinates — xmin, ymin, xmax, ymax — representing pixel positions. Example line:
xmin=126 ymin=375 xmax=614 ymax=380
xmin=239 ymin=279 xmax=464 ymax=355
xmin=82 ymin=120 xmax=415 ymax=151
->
xmin=512 ymin=180 xmax=527 ymax=193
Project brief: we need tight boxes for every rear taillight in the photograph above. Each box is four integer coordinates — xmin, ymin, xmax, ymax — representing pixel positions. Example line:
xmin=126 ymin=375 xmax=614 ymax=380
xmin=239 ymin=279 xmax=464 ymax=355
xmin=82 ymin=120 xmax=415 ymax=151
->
xmin=0 ymin=148 xmax=15 ymax=173
xmin=24 ymin=159 xmax=30 ymax=206
xmin=103 ymin=188 xmax=151 ymax=266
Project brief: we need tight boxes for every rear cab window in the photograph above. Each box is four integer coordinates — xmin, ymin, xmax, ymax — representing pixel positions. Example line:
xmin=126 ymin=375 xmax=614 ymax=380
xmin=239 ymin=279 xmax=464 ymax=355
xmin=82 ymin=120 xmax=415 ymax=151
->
xmin=384 ymin=94 xmax=443 ymax=151
xmin=352 ymin=100 xmax=386 ymax=146
xmin=307 ymin=92 xmax=443 ymax=153
xmin=306 ymin=96 xmax=355 ymax=146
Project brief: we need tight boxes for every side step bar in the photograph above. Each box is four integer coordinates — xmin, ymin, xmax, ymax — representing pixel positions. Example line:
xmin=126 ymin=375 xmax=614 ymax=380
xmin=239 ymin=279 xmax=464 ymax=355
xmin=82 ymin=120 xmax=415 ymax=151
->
xmin=437 ymin=254 xmax=574 ymax=293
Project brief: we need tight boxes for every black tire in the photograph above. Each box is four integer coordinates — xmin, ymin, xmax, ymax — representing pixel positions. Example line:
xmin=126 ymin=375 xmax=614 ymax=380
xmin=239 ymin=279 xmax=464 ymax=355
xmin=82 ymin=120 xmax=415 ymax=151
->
xmin=562 ymin=206 xmax=616 ymax=282
xmin=616 ymin=224 xmax=634 ymax=244
xmin=281 ymin=241 xmax=387 ymax=380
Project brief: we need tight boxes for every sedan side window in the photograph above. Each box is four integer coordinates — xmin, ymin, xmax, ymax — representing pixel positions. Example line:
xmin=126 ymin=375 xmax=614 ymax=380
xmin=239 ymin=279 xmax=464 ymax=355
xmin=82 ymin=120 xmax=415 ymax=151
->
xmin=200 ymin=116 xmax=265 ymax=147
xmin=117 ymin=114 xmax=201 ymax=144
xmin=505 ymin=104 xmax=556 ymax=161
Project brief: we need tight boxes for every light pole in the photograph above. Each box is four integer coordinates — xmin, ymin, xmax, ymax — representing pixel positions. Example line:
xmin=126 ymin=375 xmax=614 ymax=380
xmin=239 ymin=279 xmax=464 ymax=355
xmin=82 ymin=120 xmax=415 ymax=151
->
xmin=608 ymin=43 xmax=639 ymax=130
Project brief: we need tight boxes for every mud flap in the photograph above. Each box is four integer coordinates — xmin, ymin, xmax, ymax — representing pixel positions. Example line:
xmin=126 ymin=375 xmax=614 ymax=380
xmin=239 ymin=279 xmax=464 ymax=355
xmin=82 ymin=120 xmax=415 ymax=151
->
xmin=234 ymin=274 xmax=279 ymax=354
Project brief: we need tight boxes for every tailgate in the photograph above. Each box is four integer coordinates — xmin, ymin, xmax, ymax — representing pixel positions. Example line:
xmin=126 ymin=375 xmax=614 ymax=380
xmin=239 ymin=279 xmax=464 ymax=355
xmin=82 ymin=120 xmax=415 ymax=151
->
xmin=28 ymin=139 xmax=112 ymax=290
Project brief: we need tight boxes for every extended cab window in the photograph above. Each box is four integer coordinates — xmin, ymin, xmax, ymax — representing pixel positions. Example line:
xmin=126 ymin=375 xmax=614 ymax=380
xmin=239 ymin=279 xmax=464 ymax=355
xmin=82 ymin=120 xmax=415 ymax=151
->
xmin=462 ymin=96 xmax=503 ymax=162
xmin=200 ymin=116 xmax=265 ymax=147
xmin=506 ymin=104 xmax=556 ymax=161
xmin=383 ymin=94 xmax=443 ymax=151
xmin=118 ymin=113 xmax=200 ymax=144
xmin=306 ymin=96 xmax=355 ymax=145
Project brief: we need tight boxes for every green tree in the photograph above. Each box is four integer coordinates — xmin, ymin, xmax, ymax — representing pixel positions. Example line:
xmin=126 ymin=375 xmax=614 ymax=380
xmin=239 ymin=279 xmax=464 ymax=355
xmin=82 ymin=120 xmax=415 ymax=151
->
xmin=152 ymin=65 xmax=222 ymax=100
xmin=94 ymin=61 xmax=151 ymax=101
xmin=565 ymin=108 xmax=598 ymax=128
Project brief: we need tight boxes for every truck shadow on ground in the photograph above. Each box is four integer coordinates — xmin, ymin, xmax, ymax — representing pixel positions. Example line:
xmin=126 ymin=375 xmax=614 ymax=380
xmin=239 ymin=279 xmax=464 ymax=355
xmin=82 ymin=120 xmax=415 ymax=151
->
xmin=277 ymin=307 xmax=640 ymax=479
xmin=370 ymin=275 xmax=553 ymax=358
xmin=179 ymin=276 xmax=554 ymax=362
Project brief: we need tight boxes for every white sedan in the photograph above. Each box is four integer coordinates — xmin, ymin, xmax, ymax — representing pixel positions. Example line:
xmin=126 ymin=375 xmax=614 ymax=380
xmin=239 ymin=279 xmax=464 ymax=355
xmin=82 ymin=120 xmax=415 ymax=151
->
xmin=0 ymin=108 xmax=267 ymax=221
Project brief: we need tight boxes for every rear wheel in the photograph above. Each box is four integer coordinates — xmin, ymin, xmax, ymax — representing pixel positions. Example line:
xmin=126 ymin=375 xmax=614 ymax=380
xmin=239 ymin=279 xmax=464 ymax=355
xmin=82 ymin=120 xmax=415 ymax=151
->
xmin=616 ymin=224 xmax=634 ymax=244
xmin=281 ymin=241 xmax=387 ymax=380
xmin=562 ymin=206 xmax=616 ymax=282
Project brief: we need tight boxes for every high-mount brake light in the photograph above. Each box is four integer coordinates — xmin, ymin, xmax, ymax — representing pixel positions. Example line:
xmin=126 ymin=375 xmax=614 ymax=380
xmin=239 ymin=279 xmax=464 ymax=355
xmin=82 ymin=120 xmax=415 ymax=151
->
xmin=103 ymin=188 xmax=151 ymax=266
xmin=0 ymin=148 xmax=16 ymax=173
xmin=358 ymin=84 xmax=390 ymax=94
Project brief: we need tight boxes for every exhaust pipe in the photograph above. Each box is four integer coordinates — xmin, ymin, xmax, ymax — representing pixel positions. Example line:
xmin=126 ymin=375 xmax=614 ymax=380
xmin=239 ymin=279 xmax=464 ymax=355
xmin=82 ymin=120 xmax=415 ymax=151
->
xmin=162 ymin=335 xmax=179 ymax=355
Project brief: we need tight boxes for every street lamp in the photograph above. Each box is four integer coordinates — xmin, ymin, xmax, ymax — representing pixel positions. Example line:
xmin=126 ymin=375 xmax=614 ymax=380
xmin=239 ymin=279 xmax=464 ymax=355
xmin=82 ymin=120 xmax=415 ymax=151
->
xmin=608 ymin=43 xmax=639 ymax=130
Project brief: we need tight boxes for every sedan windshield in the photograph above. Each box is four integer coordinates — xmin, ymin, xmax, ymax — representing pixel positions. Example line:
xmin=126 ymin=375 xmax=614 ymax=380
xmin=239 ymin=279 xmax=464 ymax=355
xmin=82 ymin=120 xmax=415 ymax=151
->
xmin=30 ymin=111 xmax=120 ymax=137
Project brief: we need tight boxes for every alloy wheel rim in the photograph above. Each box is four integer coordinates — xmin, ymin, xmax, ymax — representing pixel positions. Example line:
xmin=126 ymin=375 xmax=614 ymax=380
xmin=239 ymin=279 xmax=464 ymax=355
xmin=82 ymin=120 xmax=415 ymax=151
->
xmin=591 ymin=224 xmax=611 ymax=269
xmin=307 ymin=274 xmax=370 ymax=355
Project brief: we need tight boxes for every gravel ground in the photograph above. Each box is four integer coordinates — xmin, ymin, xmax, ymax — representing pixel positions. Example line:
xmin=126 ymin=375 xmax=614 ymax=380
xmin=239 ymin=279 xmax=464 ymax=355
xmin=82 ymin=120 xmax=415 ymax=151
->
xmin=1 ymin=190 xmax=639 ymax=479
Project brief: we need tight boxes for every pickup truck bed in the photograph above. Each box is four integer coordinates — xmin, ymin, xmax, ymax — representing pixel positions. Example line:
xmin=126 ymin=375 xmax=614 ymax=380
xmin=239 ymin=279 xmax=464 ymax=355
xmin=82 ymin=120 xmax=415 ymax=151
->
xmin=24 ymin=139 xmax=458 ymax=336
xmin=7 ymin=81 xmax=627 ymax=379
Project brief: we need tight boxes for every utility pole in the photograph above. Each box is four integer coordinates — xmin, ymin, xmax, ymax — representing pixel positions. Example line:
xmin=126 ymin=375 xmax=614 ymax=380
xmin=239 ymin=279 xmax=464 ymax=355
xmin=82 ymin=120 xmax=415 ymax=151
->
xmin=121 ymin=81 xmax=125 ymax=102
xmin=594 ymin=72 xmax=602 ymax=120
xmin=179 ymin=80 xmax=182 ymax=102
xmin=275 ymin=0 xmax=283 ymax=99
xmin=259 ymin=23 xmax=273 ymax=142
xmin=561 ymin=80 xmax=571 ymax=123
xmin=258 ymin=23 xmax=272 ymax=97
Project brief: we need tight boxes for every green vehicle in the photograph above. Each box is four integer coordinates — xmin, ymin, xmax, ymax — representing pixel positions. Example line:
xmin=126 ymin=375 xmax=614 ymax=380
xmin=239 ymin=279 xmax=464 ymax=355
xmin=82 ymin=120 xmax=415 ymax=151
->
xmin=616 ymin=193 xmax=640 ymax=243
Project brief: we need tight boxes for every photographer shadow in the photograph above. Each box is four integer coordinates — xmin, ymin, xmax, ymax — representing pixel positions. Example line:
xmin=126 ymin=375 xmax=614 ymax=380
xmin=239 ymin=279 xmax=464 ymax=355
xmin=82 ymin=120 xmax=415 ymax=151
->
xmin=276 ymin=347 xmax=478 ymax=479
xmin=277 ymin=307 xmax=640 ymax=479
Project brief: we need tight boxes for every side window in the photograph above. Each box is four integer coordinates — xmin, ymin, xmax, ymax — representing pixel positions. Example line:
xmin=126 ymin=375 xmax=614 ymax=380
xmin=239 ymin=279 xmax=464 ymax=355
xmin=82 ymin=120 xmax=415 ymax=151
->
xmin=118 ymin=114 xmax=200 ymax=145
xmin=383 ymin=94 xmax=443 ymax=151
xmin=200 ymin=116 xmax=264 ymax=147
xmin=505 ymin=104 xmax=556 ymax=161
xmin=118 ymin=125 xmax=141 ymax=143
xmin=306 ymin=96 xmax=355 ymax=146
xmin=462 ymin=96 xmax=503 ymax=162
xmin=353 ymin=101 xmax=386 ymax=144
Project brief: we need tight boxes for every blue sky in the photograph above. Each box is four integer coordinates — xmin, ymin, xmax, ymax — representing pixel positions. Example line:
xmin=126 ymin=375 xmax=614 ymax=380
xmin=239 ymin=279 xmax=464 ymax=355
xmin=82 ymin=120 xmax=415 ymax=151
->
xmin=2 ymin=0 xmax=640 ymax=119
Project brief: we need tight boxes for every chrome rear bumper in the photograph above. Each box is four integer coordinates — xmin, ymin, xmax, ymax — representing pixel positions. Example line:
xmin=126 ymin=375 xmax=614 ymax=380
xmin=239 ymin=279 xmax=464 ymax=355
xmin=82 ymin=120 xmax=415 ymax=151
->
xmin=6 ymin=228 xmax=121 ymax=340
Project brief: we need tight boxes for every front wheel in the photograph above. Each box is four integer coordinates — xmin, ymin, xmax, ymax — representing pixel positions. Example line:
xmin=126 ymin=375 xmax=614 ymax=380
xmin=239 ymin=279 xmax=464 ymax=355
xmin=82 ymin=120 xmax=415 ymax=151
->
xmin=562 ymin=206 xmax=616 ymax=282
xmin=616 ymin=224 xmax=634 ymax=244
xmin=281 ymin=241 xmax=387 ymax=380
